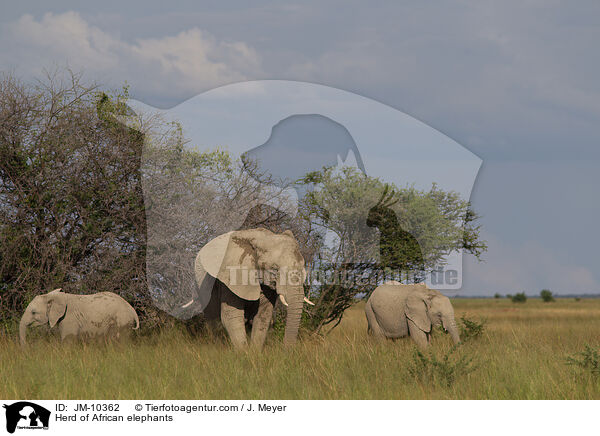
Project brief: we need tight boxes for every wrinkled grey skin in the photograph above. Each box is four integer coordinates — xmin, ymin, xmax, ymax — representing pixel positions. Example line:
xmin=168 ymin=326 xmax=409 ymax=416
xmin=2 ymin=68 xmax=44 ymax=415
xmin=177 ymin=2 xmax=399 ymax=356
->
xmin=185 ymin=228 xmax=309 ymax=349
xmin=365 ymin=282 xmax=460 ymax=348
xmin=20 ymin=289 xmax=139 ymax=345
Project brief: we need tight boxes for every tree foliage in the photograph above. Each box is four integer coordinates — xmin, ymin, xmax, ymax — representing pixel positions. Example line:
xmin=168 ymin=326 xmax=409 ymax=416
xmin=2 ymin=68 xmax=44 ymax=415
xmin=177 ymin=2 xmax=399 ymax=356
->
xmin=511 ymin=292 xmax=527 ymax=303
xmin=0 ymin=72 xmax=149 ymax=321
xmin=540 ymin=289 xmax=555 ymax=302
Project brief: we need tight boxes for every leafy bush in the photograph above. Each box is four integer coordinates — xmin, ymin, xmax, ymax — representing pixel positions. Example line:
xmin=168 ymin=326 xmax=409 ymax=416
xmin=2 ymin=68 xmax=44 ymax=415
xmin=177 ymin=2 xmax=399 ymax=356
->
xmin=459 ymin=315 xmax=486 ymax=341
xmin=408 ymin=346 xmax=478 ymax=387
xmin=511 ymin=292 xmax=527 ymax=303
xmin=494 ymin=293 xmax=502 ymax=299
xmin=566 ymin=345 xmax=600 ymax=376
xmin=506 ymin=294 xmax=512 ymax=299
xmin=0 ymin=317 xmax=18 ymax=337
xmin=540 ymin=289 xmax=555 ymax=302
xmin=270 ymin=306 xmax=287 ymax=341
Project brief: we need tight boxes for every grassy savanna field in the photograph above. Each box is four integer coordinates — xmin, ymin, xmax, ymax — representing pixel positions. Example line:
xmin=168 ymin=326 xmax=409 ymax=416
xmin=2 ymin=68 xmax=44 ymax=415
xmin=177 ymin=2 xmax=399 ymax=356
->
xmin=1 ymin=298 xmax=599 ymax=399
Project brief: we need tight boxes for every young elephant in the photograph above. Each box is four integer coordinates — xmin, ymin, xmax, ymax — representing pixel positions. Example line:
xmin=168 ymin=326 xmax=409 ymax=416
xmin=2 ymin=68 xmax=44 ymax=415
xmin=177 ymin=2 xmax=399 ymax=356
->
xmin=19 ymin=289 xmax=139 ymax=345
xmin=365 ymin=282 xmax=460 ymax=348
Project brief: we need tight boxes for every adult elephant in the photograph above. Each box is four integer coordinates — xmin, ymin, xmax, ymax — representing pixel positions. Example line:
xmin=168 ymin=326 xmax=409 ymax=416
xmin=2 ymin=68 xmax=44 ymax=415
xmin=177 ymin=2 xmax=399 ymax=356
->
xmin=19 ymin=289 xmax=139 ymax=345
xmin=365 ymin=282 xmax=460 ymax=348
xmin=182 ymin=228 xmax=313 ymax=349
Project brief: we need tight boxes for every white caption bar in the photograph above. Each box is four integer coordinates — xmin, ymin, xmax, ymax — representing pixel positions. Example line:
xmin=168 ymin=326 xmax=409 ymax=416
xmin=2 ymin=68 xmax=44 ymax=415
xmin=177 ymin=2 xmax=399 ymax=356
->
xmin=0 ymin=400 xmax=597 ymax=436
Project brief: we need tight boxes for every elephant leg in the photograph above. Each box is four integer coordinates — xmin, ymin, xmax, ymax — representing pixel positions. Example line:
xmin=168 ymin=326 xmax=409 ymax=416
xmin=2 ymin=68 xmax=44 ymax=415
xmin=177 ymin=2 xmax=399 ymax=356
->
xmin=58 ymin=319 xmax=79 ymax=342
xmin=220 ymin=289 xmax=248 ymax=348
xmin=407 ymin=318 xmax=430 ymax=348
xmin=365 ymin=301 xmax=386 ymax=340
xmin=198 ymin=283 xmax=225 ymax=342
xmin=250 ymin=288 xmax=277 ymax=349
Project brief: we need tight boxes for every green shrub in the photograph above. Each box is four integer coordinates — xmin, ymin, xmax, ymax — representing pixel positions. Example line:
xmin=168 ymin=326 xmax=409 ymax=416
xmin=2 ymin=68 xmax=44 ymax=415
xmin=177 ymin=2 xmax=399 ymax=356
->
xmin=511 ymin=292 xmax=527 ymax=303
xmin=0 ymin=318 xmax=19 ymax=337
xmin=494 ymin=293 xmax=502 ymax=299
xmin=566 ymin=345 xmax=600 ymax=376
xmin=540 ymin=289 xmax=555 ymax=302
xmin=408 ymin=346 xmax=478 ymax=387
xmin=270 ymin=307 xmax=287 ymax=342
xmin=459 ymin=315 xmax=486 ymax=341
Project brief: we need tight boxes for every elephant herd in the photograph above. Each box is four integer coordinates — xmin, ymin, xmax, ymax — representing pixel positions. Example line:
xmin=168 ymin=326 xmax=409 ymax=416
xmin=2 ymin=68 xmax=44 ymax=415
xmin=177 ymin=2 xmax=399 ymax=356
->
xmin=19 ymin=228 xmax=460 ymax=349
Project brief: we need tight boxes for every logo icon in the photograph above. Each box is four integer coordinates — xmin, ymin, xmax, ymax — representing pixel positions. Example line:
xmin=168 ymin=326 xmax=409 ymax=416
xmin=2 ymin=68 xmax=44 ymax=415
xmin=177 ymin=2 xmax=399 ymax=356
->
xmin=2 ymin=402 xmax=50 ymax=434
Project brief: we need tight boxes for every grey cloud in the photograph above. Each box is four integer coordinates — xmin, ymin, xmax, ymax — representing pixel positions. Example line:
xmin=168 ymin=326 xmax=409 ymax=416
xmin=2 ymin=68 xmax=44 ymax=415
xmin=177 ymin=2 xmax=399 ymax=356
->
xmin=462 ymin=231 xmax=598 ymax=295
xmin=2 ymin=1 xmax=599 ymax=294
xmin=462 ymin=160 xmax=600 ymax=294
xmin=0 ymin=11 xmax=262 ymax=104
xmin=3 ymin=3 xmax=599 ymax=161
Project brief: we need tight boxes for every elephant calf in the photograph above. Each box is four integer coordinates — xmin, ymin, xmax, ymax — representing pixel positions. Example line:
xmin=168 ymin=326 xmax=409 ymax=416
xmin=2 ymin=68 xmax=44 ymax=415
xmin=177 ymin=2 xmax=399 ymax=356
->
xmin=20 ymin=289 xmax=139 ymax=345
xmin=365 ymin=282 xmax=460 ymax=348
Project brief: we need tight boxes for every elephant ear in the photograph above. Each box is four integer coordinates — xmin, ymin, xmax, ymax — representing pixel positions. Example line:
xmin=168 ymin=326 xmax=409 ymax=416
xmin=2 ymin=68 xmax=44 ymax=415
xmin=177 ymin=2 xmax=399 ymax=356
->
xmin=405 ymin=292 xmax=431 ymax=333
xmin=47 ymin=293 xmax=67 ymax=328
xmin=197 ymin=232 xmax=234 ymax=279
xmin=196 ymin=231 xmax=261 ymax=301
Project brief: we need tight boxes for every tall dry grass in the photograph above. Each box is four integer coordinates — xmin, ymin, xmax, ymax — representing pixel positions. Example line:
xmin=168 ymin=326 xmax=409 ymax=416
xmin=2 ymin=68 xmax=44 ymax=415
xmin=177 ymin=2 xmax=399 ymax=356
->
xmin=1 ymin=298 xmax=599 ymax=399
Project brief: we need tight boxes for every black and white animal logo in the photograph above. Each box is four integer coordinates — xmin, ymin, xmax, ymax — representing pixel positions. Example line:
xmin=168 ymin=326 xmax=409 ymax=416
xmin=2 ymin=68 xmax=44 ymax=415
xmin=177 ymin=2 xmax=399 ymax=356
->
xmin=3 ymin=402 xmax=50 ymax=434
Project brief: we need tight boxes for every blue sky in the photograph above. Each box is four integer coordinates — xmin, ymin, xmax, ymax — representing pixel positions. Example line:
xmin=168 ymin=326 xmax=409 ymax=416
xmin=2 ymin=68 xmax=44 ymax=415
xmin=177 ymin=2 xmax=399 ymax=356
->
xmin=1 ymin=1 xmax=599 ymax=295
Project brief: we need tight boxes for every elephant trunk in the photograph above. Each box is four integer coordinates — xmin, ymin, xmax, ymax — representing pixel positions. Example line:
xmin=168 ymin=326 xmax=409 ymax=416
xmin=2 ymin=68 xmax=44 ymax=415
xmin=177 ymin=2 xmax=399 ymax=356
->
xmin=19 ymin=314 xmax=32 ymax=346
xmin=282 ymin=287 xmax=304 ymax=346
xmin=443 ymin=315 xmax=461 ymax=345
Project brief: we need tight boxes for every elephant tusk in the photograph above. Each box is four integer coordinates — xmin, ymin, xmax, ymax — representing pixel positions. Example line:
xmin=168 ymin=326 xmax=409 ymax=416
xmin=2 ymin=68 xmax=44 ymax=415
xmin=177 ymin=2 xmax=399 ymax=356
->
xmin=278 ymin=294 xmax=289 ymax=307
xmin=304 ymin=297 xmax=315 ymax=306
xmin=181 ymin=299 xmax=194 ymax=308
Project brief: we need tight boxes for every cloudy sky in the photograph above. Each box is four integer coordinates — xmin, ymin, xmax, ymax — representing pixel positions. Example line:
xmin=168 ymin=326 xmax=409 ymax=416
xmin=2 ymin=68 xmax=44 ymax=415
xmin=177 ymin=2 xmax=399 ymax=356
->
xmin=1 ymin=1 xmax=599 ymax=295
